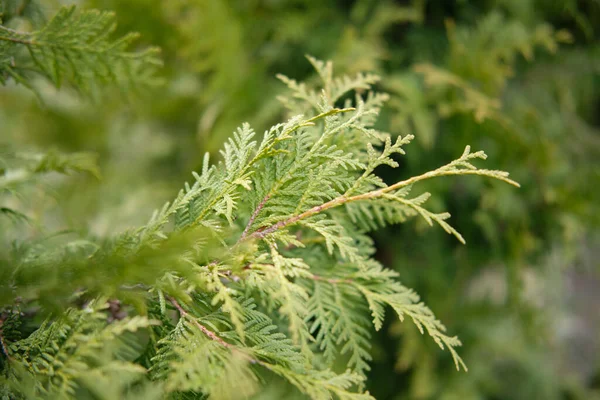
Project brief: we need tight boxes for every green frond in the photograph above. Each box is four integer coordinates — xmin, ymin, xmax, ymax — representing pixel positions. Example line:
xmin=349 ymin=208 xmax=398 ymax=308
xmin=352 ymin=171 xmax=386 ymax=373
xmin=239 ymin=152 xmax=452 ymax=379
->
xmin=0 ymin=5 xmax=161 ymax=95
xmin=382 ymin=191 xmax=466 ymax=243
xmin=276 ymin=73 xmax=321 ymax=112
xmin=159 ymin=320 xmax=258 ymax=398
xmin=264 ymin=244 xmax=311 ymax=345
xmin=0 ymin=149 xmax=99 ymax=193
xmin=268 ymin=366 xmax=374 ymax=400
xmin=348 ymin=266 xmax=468 ymax=371
xmin=149 ymin=296 xmax=372 ymax=399
xmin=299 ymin=216 xmax=363 ymax=262
xmin=205 ymin=267 xmax=247 ymax=341
xmin=240 ymin=312 xmax=303 ymax=368
xmin=6 ymin=302 xmax=156 ymax=398
xmin=304 ymin=280 xmax=373 ymax=377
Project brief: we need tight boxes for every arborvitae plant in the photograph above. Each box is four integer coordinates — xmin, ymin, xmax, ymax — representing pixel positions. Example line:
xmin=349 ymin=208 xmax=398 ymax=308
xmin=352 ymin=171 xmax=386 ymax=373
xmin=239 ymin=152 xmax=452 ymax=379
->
xmin=1 ymin=54 xmax=519 ymax=398
xmin=0 ymin=6 xmax=521 ymax=399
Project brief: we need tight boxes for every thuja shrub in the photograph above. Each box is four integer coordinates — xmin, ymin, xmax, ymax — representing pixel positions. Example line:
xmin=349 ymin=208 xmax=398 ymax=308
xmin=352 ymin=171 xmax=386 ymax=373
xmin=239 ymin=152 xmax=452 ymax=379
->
xmin=0 ymin=52 xmax=520 ymax=399
xmin=1 ymin=6 xmax=520 ymax=397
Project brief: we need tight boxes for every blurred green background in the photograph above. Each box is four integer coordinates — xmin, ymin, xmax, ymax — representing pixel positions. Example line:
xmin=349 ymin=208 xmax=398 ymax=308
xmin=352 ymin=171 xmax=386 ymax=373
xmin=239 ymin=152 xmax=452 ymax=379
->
xmin=2 ymin=0 xmax=599 ymax=398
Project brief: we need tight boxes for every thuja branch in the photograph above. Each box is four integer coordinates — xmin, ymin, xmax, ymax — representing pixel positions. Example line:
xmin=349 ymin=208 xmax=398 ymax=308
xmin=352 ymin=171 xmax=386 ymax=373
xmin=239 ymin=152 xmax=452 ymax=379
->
xmin=169 ymin=297 xmax=231 ymax=348
xmin=0 ymin=6 xmax=161 ymax=95
xmin=248 ymin=145 xmax=519 ymax=241
xmin=192 ymin=109 xmax=350 ymax=226
xmin=238 ymin=194 xmax=271 ymax=242
xmin=168 ymin=296 xmax=274 ymax=369
xmin=166 ymin=295 xmax=348 ymax=396
xmin=0 ymin=25 xmax=145 ymax=57
xmin=0 ymin=34 xmax=35 ymax=45
xmin=1 ymin=55 xmax=519 ymax=397
xmin=381 ymin=146 xmax=520 ymax=190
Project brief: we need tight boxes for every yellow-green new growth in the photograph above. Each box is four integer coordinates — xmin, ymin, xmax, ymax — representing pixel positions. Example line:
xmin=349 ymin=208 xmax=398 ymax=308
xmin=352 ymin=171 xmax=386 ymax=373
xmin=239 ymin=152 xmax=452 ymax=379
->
xmin=1 ymin=55 xmax=519 ymax=400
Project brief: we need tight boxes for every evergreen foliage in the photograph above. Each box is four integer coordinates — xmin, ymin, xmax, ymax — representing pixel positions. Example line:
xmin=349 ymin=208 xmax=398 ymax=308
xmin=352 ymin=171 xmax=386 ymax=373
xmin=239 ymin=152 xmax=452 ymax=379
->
xmin=0 ymin=12 xmax=519 ymax=393
xmin=0 ymin=3 xmax=160 ymax=95
xmin=2 ymin=1 xmax=599 ymax=399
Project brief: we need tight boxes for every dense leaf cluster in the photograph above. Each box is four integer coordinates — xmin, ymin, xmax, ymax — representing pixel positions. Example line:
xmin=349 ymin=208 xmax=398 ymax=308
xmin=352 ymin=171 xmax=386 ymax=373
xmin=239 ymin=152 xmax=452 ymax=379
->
xmin=0 ymin=6 xmax=519 ymax=397
xmin=0 ymin=3 xmax=160 ymax=95
xmin=2 ymin=1 xmax=599 ymax=399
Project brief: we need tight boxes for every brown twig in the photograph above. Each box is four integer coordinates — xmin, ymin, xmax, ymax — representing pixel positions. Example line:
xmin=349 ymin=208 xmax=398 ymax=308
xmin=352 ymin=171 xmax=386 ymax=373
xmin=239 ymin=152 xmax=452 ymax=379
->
xmin=238 ymin=194 xmax=270 ymax=243
xmin=0 ymin=25 xmax=35 ymax=45
xmin=0 ymin=35 xmax=35 ymax=45
xmin=169 ymin=297 xmax=231 ymax=348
